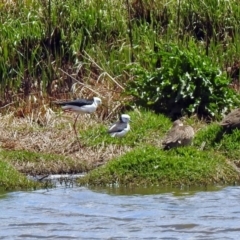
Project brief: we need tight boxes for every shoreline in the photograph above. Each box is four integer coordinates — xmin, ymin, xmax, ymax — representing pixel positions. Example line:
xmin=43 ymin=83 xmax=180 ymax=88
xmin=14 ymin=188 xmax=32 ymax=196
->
xmin=1 ymin=110 xmax=240 ymax=190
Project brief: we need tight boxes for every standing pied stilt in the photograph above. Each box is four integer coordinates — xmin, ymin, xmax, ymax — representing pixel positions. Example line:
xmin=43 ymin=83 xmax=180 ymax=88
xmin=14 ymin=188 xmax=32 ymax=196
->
xmin=108 ymin=114 xmax=131 ymax=137
xmin=54 ymin=97 xmax=102 ymax=146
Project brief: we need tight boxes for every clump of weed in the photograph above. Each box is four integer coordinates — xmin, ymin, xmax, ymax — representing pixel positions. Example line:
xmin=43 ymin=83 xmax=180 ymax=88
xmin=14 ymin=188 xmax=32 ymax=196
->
xmin=126 ymin=41 xmax=239 ymax=120
xmin=78 ymin=145 xmax=240 ymax=187
xmin=217 ymin=129 xmax=240 ymax=159
xmin=193 ymin=122 xmax=240 ymax=160
xmin=193 ymin=123 xmax=223 ymax=149
xmin=0 ymin=160 xmax=40 ymax=191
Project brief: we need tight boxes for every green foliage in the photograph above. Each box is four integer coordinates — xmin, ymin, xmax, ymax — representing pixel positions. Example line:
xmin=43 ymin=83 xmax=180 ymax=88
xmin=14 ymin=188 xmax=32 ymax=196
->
xmin=127 ymin=42 xmax=239 ymax=119
xmin=0 ymin=0 xmax=129 ymax=96
xmin=1 ymin=0 xmax=240 ymax=99
xmin=78 ymin=145 xmax=239 ymax=187
xmin=0 ymin=160 xmax=39 ymax=190
xmin=194 ymin=123 xmax=240 ymax=159
xmin=217 ymin=129 xmax=240 ymax=159
xmin=180 ymin=0 xmax=240 ymax=46
xmin=193 ymin=123 xmax=223 ymax=149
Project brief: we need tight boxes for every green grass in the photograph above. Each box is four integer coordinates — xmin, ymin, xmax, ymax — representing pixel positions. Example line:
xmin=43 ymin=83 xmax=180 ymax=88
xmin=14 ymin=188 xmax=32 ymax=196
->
xmin=78 ymin=145 xmax=239 ymax=187
xmin=78 ymin=112 xmax=240 ymax=187
xmin=0 ymin=149 xmax=89 ymax=175
xmin=1 ymin=0 xmax=240 ymax=95
xmin=1 ymin=109 xmax=240 ymax=189
xmin=0 ymin=160 xmax=40 ymax=191
xmin=0 ymin=149 xmax=68 ymax=163
xmin=193 ymin=123 xmax=240 ymax=159
xmin=213 ymin=129 xmax=240 ymax=159
xmin=79 ymin=110 xmax=172 ymax=147
xmin=193 ymin=123 xmax=223 ymax=149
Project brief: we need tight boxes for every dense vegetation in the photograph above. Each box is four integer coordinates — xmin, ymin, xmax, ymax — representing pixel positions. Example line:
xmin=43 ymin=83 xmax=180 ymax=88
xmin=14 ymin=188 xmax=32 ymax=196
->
xmin=1 ymin=0 xmax=240 ymax=190
xmin=0 ymin=0 xmax=240 ymax=118
xmin=127 ymin=42 xmax=239 ymax=119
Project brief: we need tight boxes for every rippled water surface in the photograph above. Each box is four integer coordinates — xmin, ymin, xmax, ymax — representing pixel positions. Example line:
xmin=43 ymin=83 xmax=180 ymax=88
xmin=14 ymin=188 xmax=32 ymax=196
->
xmin=1 ymin=183 xmax=240 ymax=239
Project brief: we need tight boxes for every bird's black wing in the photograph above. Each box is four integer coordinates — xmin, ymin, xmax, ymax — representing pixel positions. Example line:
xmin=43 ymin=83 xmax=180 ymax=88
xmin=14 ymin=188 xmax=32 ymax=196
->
xmin=54 ymin=99 xmax=93 ymax=107
xmin=108 ymin=122 xmax=125 ymax=133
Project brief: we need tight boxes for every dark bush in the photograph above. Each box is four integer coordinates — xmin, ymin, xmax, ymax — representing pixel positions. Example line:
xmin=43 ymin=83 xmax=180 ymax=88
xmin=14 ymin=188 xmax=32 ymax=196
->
xmin=126 ymin=41 xmax=239 ymax=119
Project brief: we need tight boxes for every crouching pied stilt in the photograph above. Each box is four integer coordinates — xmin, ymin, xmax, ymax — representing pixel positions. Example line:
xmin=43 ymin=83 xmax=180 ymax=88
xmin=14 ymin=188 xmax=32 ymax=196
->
xmin=54 ymin=97 xmax=102 ymax=147
xmin=108 ymin=114 xmax=131 ymax=137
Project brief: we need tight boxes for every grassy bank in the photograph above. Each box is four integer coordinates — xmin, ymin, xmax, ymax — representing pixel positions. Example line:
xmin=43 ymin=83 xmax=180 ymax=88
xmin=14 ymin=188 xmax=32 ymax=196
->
xmin=1 ymin=0 xmax=240 ymax=190
xmin=1 ymin=109 xmax=240 ymax=190
xmin=78 ymin=146 xmax=239 ymax=187
xmin=0 ymin=160 xmax=40 ymax=191
xmin=77 ymin=110 xmax=240 ymax=187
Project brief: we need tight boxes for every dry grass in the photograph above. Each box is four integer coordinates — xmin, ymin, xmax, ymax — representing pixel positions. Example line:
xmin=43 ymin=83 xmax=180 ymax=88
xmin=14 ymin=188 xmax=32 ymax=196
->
xmin=0 ymin=64 xmax=133 ymax=175
xmin=0 ymin=109 xmax=132 ymax=175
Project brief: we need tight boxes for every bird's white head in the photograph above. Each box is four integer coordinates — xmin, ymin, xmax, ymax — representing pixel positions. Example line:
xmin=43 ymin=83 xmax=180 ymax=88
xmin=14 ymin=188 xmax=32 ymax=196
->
xmin=93 ymin=97 xmax=102 ymax=106
xmin=120 ymin=114 xmax=131 ymax=123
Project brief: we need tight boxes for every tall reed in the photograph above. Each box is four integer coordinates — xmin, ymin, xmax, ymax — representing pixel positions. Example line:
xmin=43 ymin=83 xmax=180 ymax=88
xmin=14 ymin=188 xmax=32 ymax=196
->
xmin=0 ymin=0 xmax=239 ymax=103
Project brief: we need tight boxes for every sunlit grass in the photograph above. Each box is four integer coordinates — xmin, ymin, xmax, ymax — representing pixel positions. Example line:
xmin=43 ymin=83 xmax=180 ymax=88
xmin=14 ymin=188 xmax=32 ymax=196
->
xmin=78 ymin=145 xmax=240 ymax=187
xmin=194 ymin=123 xmax=240 ymax=159
xmin=0 ymin=160 xmax=40 ymax=190
xmin=0 ymin=149 xmax=89 ymax=175
xmin=79 ymin=110 xmax=172 ymax=147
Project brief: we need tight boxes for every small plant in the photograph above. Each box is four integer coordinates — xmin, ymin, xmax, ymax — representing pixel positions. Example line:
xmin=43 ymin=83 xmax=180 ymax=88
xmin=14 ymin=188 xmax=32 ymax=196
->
xmin=126 ymin=41 xmax=239 ymax=119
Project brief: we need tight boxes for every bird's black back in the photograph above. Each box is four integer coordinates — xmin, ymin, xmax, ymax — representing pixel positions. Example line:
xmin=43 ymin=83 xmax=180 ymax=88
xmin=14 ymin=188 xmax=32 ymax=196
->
xmin=56 ymin=99 xmax=93 ymax=107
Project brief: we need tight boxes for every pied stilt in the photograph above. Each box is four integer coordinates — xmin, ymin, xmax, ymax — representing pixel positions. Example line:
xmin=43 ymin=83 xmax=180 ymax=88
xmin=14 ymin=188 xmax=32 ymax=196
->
xmin=108 ymin=114 xmax=131 ymax=137
xmin=54 ymin=97 xmax=102 ymax=146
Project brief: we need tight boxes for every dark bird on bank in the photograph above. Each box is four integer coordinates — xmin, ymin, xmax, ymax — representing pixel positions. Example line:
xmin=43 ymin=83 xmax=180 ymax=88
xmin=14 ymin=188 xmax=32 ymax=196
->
xmin=220 ymin=108 xmax=240 ymax=130
xmin=162 ymin=120 xmax=195 ymax=150
xmin=54 ymin=97 xmax=102 ymax=147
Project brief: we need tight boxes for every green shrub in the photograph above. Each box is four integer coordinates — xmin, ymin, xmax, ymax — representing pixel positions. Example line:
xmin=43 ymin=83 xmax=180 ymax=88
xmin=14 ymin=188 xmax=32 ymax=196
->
xmin=126 ymin=41 xmax=238 ymax=119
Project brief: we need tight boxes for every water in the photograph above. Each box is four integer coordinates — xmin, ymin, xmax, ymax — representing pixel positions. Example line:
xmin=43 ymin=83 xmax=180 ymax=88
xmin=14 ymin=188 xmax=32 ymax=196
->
xmin=1 ymin=183 xmax=240 ymax=239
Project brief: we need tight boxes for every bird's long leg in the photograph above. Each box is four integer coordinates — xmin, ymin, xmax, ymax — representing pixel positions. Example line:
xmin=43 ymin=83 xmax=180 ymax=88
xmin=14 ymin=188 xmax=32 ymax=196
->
xmin=73 ymin=113 xmax=81 ymax=148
